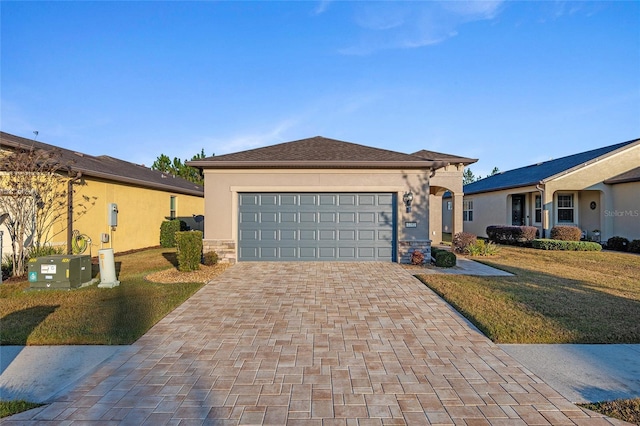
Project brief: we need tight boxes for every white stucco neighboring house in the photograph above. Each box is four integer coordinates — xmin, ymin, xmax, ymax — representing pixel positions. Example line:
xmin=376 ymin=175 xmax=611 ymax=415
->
xmin=187 ymin=136 xmax=476 ymax=263
xmin=459 ymin=138 xmax=640 ymax=242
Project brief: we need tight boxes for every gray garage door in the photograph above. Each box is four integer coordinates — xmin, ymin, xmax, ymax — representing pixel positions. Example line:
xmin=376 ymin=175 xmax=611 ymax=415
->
xmin=238 ymin=193 xmax=396 ymax=261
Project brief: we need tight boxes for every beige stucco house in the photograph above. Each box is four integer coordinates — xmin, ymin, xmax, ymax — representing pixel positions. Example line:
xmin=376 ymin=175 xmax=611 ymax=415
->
xmin=460 ymin=138 xmax=640 ymax=242
xmin=188 ymin=136 xmax=475 ymax=263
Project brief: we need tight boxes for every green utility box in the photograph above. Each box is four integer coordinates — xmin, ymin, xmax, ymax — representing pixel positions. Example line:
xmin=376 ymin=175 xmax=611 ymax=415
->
xmin=28 ymin=255 xmax=92 ymax=289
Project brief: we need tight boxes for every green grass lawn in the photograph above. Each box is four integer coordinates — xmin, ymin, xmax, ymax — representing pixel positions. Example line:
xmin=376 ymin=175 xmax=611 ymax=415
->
xmin=0 ymin=247 xmax=204 ymax=345
xmin=416 ymin=246 xmax=640 ymax=344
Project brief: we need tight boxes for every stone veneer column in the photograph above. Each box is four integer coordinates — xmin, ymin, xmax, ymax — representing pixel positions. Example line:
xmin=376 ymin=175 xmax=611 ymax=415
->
xmin=203 ymin=239 xmax=237 ymax=264
xmin=398 ymin=240 xmax=432 ymax=264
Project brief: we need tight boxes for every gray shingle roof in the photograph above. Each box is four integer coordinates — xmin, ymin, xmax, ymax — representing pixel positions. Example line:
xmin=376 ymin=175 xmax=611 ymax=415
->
xmin=1 ymin=132 xmax=204 ymax=196
xmin=464 ymin=138 xmax=640 ymax=195
xmin=188 ymin=136 xmax=474 ymax=169
xmin=412 ymin=149 xmax=477 ymax=165
xmin=604 ymin=166 xmax=640 ymax=184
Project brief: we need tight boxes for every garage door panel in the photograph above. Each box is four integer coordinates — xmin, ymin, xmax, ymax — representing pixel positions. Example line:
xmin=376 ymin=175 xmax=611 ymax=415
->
xmin=280 ymin=230 xmax=297 ymax=240
xmin=300 ymin=212 xmax=316 ymax=223
xmin=300 ymin=195 xmax=317 ymax=205
xmin=339 ymin=212 xmax=356 ymax=223
xmin=319 ymin=230 xmax=336 ymax=240
xmin=339 ymin=194 xmax=355 ymax=205
xmin=358 ymin=212 xmax=375 ymax=223
xmin=239 ymin=193 xmax=396 ymax=261
xmin=240 ymin=212 xmax=258 ymax=223
xmin=320 ymin=195 xmax=337 ymax=205
xmin=280 ymin=212 xmax=297 ymax=223
xmin=358 ymin=194 xmax=375 ymax=205
xmin=240 ymin=194 xmax=259 ymax=205
xmin=261 ymin=212 xmax=277 ymax=223
xmin=280 ymin=195 xmax=297 ymax=205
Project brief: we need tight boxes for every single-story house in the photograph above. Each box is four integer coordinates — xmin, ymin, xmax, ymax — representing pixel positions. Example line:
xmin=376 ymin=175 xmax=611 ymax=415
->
xmin=187 ymin=136 xmax=476 ymax=263
xmin=1 ymin=131 xmax=204 ymax=257
xmin=460 ymin=138 xmax=640 ymax=242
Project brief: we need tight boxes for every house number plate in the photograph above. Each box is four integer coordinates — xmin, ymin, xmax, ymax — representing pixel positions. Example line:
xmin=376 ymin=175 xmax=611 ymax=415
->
xmin=405 ymin=222 xmax=417 ymax=228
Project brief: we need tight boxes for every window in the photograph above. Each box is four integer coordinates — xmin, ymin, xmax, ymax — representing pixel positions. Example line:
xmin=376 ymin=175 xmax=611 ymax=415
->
xmin=170 ymin=196 xmax=177 ymax=220
xmin=463 ymin=200 xmax=473 ymax=222
xmin=446 ymin=201 xmax=452 ymax=211
xmin=535 ymin=195 xmax=542 ymax=223
xmin=557 ymin=194 xmax=574 ymax=223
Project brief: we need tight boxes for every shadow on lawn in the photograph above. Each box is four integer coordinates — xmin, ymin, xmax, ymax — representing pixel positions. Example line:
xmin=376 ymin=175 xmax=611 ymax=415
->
xmin=467 ymin=262 xmax=640 ymax=343
xmin=162 ymin=252 xmax=179 ymax=268
xmin=0 ymin=305 xmax=60 ymax=345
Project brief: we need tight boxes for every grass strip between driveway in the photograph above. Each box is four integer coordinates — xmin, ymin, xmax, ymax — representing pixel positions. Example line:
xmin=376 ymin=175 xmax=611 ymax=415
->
xmin=0 ymin=247 xmax=213 ymax=345
xmin=416 ymin=246 xmax=640 ymax=344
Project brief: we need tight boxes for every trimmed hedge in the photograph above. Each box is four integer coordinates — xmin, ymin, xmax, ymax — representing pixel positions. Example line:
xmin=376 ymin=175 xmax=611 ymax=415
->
xmin=486 ymin=225 xmax=538 ymax=245
xmin=550 ymin=225 xmax=582 ymax=241
xmin=606 ymin=236 xmax=629 ymax=252
xmin=175 ymin=231 xmax=203 ymax=272
xmin=160 ymin=219 xmax=187 ymax=248
xmin=531 ymin=239 xmax=602 ymax=251
xmin=453 ymin=232 xmax=477 ymax=254
xmin=629 ymin=240 xmax=640 ymax=254
xmin=431 ymin=247 xmax=456 ymax=267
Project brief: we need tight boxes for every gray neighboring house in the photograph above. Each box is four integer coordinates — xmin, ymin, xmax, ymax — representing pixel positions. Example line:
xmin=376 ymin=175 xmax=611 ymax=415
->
xmin=459 ymin=138 xmax=640 ymax=242
xmin=188 ymin=136 xmax=476 ymax=263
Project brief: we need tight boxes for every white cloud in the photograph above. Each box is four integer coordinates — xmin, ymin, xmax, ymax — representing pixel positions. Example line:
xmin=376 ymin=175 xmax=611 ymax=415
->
xmin=202 ymin=119 xmax=299 ymax=156
xmin=312 ymin=0 xmax=333 ymax=16
xmin=339 ymin=1 xmax=506 ymax=55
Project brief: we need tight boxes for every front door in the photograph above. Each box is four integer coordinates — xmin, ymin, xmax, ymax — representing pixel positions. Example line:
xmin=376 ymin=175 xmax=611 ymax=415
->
xmin=512 ymin=195 xmax=525 ymax=226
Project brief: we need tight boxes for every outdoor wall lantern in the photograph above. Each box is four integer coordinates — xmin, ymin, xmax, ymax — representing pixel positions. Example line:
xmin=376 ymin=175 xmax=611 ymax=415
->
xmin=403 ymin=191 xmax=414 ymax=213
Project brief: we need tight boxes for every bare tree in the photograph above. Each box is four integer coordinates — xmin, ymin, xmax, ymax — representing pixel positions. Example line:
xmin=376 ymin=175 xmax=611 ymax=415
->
xmin=0 ymin=144 xmax=72 ymax=276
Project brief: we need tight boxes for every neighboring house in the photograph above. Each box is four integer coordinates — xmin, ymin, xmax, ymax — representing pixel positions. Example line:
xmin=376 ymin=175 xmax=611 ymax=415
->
xmin=187 ymin=136 xmax=476 ymax=263
xmin=461 ymin=138 xmax=640 ymax=242
xmin=1 ymin=131 xmax=204 ymax=257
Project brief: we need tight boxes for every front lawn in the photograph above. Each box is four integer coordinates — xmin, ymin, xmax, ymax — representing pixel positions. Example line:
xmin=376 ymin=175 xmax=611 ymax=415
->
xmin=0 ymin=247 xmax=227 ymax=345
xmin=416 ymin=246 xmax=640 ymax=343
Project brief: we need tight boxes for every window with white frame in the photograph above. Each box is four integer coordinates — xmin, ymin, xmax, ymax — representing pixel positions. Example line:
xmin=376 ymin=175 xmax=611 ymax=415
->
xmin=557 ymin=194 xmax=574 ymax=223
xmin=535 ymin=195 xmax=542 ymax=223
xmin=463 ymin=200 xmax=473 ymax=221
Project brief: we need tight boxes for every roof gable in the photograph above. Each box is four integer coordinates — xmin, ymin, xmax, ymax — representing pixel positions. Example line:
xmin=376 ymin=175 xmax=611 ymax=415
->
xmin=0 ymin=132 xmax=204 ymax=196
xmin=464 ymin=138 xmax=640 ymax=195
xmin=189 ymin=136 xmax=472 ymax=170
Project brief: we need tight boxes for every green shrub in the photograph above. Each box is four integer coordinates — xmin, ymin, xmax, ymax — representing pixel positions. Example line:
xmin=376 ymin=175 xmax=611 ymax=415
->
xmin=629 ymin=240 xmax=640 ymax=254
xmin=453 ymin=232 xmax=477 ymax=254
xmin=531 ymin=239 xmax=602 ymax=251
xmin=486 ymin=225 xmax=538 ymax=245
xmin=607 ymin=236 xmax=629 ymax=252
xmin=550 ymin=225 xmax=582 ymax=241
xmin=28 ymin=245 xmax=65 ymax=259
xmin=431 ymin=247 xmax=456 ymax=267
xmin=160 ymin=220 xmax=182 ymax=247
xmin=467 ymin=239 xmax=500 ymax=256
xmin=175 ymin=231 xmax=203 ymax=272
xmin=203 ymin=251 xmax=219 ymax=266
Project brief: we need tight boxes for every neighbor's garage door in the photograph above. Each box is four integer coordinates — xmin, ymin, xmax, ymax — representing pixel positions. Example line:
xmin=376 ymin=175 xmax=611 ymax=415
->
xmin=238 ymin=193 xmax=396 ymax=261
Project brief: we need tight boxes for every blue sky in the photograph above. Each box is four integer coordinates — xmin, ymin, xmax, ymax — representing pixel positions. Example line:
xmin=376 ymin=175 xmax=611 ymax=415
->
xmin=2 ymin=1 xmax=639 ymax=178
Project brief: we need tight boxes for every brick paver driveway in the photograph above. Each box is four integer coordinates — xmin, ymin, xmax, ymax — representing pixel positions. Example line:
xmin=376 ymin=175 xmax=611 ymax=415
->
xmin=8 ymin=263 xmax=623 ymax=425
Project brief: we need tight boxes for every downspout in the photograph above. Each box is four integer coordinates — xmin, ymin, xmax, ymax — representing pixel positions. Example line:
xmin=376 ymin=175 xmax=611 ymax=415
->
xmin=67 ymin=172 xmax=83 ymax=254
xmin=536 ymin=182 xmax=545 ymax=238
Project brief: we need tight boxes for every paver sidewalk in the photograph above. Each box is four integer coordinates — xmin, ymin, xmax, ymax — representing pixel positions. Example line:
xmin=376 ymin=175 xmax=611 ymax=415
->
xmin=5 ymin=262 xmax=628 ymax=425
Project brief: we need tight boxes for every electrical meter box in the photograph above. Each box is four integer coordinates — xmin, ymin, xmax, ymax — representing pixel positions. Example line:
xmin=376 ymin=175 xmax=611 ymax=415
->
xmin=28 ymin=255 xmax=92 ymax=289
